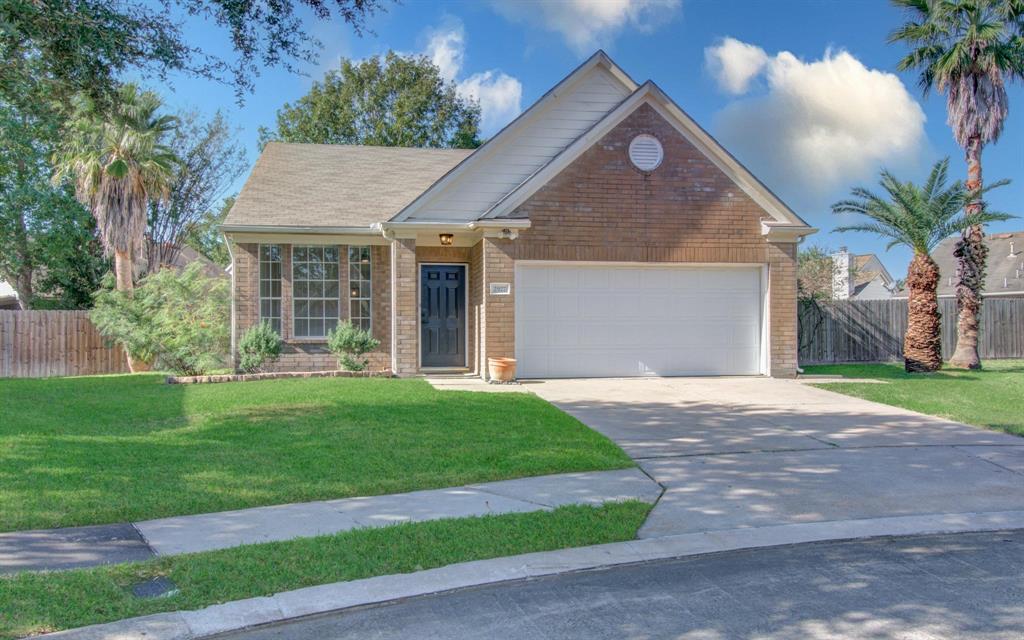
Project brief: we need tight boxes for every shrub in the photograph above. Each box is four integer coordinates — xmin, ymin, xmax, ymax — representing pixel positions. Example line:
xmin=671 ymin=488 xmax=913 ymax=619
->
xmin=238 ymin=321 xmax=282 ymax=373
xmin=92 ymin=263 xmax=229 ymax=375
xmin=327 ymin=322 xmax=380 ymax=371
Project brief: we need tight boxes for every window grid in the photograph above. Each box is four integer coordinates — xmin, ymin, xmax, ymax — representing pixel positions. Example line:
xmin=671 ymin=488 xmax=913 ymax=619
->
xmin=292 ymin=245 xmax=340 ymax=338
xmin=348 ymin=246 xmax=372 ymax=333
xmin=258 ymin=244 xmax=282 ymax=335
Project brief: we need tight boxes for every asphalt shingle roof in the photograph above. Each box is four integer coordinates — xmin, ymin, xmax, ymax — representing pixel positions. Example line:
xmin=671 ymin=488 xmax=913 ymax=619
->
xmin=934 ymin=231 xmax=1024 ymax=296
xmin=223 ymin=142 xmax=474 ymax=229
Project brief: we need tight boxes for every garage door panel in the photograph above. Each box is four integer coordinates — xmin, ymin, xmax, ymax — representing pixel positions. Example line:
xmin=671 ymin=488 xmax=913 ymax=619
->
xmin=515 ymin=263 xmax=762 ymax=378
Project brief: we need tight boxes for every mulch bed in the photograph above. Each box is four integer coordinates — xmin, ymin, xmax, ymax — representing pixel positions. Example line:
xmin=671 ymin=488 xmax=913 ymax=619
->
xmin=166 ymin=369 xmax=393 ymax=384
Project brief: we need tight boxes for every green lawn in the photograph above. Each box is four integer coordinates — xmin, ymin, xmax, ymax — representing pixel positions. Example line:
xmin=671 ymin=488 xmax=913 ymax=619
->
xmin=0 ymin=501 xmax=650 ymax=639
xmin=805 ymin=359 xmax=1024 ymax=437
xmin=0 ymin=375 xmax=632 ymax=532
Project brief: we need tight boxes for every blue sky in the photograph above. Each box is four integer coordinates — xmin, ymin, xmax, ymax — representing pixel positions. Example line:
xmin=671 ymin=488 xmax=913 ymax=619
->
xmin=153 ymin=0 xmax=1024 ymax=278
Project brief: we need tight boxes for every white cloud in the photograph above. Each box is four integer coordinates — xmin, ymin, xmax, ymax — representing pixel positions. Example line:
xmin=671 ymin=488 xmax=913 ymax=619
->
xmin=704 ymin=37 xmax=768 ymax=94
xmin=491 ymin=0 xmax=681 ymax=53
xmin=458 ymin=71 xmax=523 ymax=135
xmin=425 ymin=22 xmax=464 ymax=83
xmin=423 ymin=19 xmax=523 ymax=137
xmin=712 ymin=43 xmax=927 ymax=211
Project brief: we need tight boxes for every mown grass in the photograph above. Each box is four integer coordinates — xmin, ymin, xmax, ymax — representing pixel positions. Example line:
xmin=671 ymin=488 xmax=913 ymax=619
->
xmin=805 ymin=359 xmax=1024 ymax=437
xmin=0 ymin=375 xmax=632 ymax=531
xmin=0 ymin=501 xmax=650 ymax=639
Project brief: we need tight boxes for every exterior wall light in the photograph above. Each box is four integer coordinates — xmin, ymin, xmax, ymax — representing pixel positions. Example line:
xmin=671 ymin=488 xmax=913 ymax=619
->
xmin=439 ymin=233 xmax=454 ymax=246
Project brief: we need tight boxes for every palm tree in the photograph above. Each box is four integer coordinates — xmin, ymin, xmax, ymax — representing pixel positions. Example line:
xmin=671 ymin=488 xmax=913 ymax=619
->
xmin=889 ymin=0 xmax=1024 ymax=369
xmin=53 ymin=84 xmax=178 ymax=295
xmin=832 ymin=159 xmax=1011 ymax=372
xmin=52 ymin=84 xmax=178 ymax=371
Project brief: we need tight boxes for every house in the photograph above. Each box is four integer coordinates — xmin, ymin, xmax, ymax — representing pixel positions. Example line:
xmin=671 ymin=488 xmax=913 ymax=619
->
xmin=222 ymin=52 xmax=816 ymax=379
xmin=831 ymin=247 xmax=899 ymax=300
xmin=933 ymin=231 xmax=1024 ymax=298
xmin=0 ymin=280 xmax=19 ymax=310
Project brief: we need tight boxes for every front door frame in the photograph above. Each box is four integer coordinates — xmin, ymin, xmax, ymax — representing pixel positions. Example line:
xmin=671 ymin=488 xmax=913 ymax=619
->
xmin=418 ymin=262 xmax=470 ymax=370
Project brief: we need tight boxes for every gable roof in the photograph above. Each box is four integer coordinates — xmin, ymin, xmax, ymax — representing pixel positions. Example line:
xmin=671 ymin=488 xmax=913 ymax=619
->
xmin=483 ymin=81 xmax=809 ymax=231
xmin=934 ymin=231 xmax=1024 ymax=296
xmin=390 ymin=51 xmax=638 ymax=223
xmin=853 ymin=254 xmax=895 ymax=288
xmin=223 ymin=142 xmax=473 ymax=230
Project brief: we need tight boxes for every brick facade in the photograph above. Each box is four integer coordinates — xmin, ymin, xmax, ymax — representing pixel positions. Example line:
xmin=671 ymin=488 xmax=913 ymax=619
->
xmin=230 ymin=103 xmax=801 ymax=378
xmin=499 ymin=102 xmax=798 ymax=377
xmin=231 ymin=241 xmax=391 ymax=373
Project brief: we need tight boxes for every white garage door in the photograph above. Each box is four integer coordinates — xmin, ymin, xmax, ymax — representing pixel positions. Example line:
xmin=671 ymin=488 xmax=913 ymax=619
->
xmin=514 ymin=263 xmax=763 ymax=378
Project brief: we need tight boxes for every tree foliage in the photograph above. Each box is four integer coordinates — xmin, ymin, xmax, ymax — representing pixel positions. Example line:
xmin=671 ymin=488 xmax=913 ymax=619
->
xmin=0 ymin=0 xmax=387 ymax=112
xmin=797 ymin=246 xmax=841 ymax=303
xmin=0 ymin=85 xmax=108 ymax=309
xmin=52 ymin=84 xmax=179 ymax=294
xmin=186 ymin=195 xmax=235 ymax=267
xmin=147 ymin=111 xmax=246 ymax=272
xmin=832 ymin=159 xmax=1012 ymax=255
xmin=92 ymin=263 xmax=230 ymax=375
xmin=259 ymin=52 xmax=481 ymax=149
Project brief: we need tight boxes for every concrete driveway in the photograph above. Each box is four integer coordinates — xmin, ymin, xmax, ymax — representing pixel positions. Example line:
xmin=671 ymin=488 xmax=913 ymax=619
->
xmin=529 ymin=377 xmax=1024 ymax=539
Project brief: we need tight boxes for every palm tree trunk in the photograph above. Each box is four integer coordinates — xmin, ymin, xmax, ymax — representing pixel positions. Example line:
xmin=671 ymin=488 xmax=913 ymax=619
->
xmin=949 ymin=135 xmax=987 ymax=369
xmin=904 ymin=252 xmax=942 ymax=373
xmin=113 ymin=250 xmax=151 ymax=372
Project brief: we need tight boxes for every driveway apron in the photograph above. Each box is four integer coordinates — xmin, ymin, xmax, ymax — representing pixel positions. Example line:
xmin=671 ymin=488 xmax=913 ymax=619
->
xmin=529 ymin=377 xmax=1024 ymax=539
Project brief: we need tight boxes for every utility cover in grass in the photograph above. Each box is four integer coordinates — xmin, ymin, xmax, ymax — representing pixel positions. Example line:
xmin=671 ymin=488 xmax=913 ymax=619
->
xmin=130 ymin=577 xmax=178 ymax=599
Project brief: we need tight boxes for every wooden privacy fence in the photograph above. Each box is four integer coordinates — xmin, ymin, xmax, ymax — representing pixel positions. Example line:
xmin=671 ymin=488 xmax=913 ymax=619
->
xmin=0 ymin=310 xmax=129 ymax=378
xmin=799 ymin=298 xmax=1024 ymax=364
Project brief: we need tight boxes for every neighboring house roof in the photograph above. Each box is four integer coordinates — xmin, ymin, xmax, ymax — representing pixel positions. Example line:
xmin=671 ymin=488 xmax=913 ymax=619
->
xmin=852 ymin=254 xmax=897 ymax=297
xmin=137 ymin=244 xmax=228 ymax=279
xmin=0 ymin=280 xmax=18 ymax=309
xmin=223 ymin=143 xmax=473 ymax=230
xmin=934 ymin=231 xmax=1024 ymax=297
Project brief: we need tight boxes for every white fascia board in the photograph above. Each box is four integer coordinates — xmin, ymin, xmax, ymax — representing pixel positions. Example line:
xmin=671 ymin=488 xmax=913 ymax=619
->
xmin=761 ymin=220 xmax=817 ymax=242
xmin=483 ymin=81 xmax=812 ymax=231
xmin=388 ymin=51 xmax=637 ymax=224
xmin=221 ymin=224 xmax=377 ymax=235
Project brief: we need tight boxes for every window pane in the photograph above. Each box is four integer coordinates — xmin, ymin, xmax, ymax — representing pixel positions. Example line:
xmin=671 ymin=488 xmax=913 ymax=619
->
xmin=271 ymin=300 xmax=281 ymax=317
xmin=293 ymin=246 xmax=307 ymax=261
xmin=294 ymin=319 xmax=308 ymax=337
xmin=360 ymin=263 xmax=371 ymax=280
xmin=325 ymin=281 xmax=339 ymax=297
xmin=271 ymin=280 xmax=281 ymax=298
xmin=350 ymin=264 xmax=362 ymax=281
xmin=358 ymin=300 xmax=370 ymax=318
xmin=295 ymin=300 xmax=308 ymax=318
xmin=360 ymin=281 xmax=371 ymax=298
xmin=271 ymin=319 xmax=281 ymax=334
xmin=270 ymin=263 xmax=281 ymax=279
xmin=308 ymin=319 xmax=324 ymax=337
xmin=325 ymin=263 xmax=338 ymax=281
xmin=294 ymin=281 xmax=307 ymax=298
xmin=310 ymin=300 xmax=323 ymax=317
xmin=325 ymin=318 xmax=338 ymax=333
xmin=324 ymin=247 xmax=338 ymax=262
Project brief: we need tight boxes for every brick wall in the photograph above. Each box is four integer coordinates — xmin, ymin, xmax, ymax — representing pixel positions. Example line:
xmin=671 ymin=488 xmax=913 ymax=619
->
xmin=230 ymin=241 xmax=391 ymax=372
xmin=481 ymin=238 xmax=515 ymax=379
xmin=498 ymin=101 xmax=798 ymax=377
xmin=768 ymin=241 xmax=798 ymax=377
xmin=391 ymin=238 xmax=418 ymax=375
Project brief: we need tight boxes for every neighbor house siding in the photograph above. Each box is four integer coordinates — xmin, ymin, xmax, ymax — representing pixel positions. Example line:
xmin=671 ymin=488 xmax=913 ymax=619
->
xmin=231 ymin=241 xmax=391 ymax=372
xmin=412 ymin=67 xmax=633 ymax=222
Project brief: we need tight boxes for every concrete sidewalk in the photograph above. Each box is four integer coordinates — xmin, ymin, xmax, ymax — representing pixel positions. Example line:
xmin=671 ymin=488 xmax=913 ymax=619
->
xmin=0 ymin=468 xmax=659 ymax=572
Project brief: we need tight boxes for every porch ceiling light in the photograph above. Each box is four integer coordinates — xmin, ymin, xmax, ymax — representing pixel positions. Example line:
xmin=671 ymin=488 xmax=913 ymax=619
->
xmin=439 ymin=233 xmax=454 ymax=246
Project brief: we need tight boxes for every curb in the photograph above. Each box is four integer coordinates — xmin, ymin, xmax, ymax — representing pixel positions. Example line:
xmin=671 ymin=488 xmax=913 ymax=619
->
xmin=35 ymin=509 xmax=1024 ymax=640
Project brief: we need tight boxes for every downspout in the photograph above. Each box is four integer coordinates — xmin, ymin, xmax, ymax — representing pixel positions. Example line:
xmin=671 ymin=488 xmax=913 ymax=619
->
xmin=224 ymin=234 xmax=237 ymax=372
xmin=377 ymin=223 xmax=399 ymax=376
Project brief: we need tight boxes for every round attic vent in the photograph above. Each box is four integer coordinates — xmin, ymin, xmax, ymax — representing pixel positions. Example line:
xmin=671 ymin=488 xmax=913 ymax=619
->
xmin=628 ymin=134 xmax=663 ymax=172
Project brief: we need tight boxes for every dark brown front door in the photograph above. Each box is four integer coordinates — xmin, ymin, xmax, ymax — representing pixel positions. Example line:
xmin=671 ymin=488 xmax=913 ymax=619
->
xmin=421 ymin=265 xmax=466 ymax=368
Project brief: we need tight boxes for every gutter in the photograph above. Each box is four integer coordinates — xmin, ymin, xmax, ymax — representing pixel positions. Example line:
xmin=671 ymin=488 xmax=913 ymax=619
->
xmin=221 ymin=224 xmax=379 ymax=235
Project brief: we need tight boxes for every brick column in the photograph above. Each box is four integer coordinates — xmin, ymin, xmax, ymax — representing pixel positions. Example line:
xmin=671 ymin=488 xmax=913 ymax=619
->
xmin=768 ymin=241 xmax=798 ymax=378
xmin=391 ymin=238 xmax=418 ymax=375
xmin=481 ymin=238 xmax=515 ymax=379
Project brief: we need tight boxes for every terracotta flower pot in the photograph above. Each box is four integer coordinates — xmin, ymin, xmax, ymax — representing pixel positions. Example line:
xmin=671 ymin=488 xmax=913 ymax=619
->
xmin=127 ymin=354 xmax=153 ymax=373
xmin=488 ymin=357 xmax=517 ymax=382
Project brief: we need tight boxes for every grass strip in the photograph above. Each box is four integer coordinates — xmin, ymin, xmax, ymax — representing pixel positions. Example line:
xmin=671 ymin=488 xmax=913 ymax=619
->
xmin=0 ymin=501 xmax=650 ymax=639
xmin=804 ymin=360 xmax=1024 ymax=437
